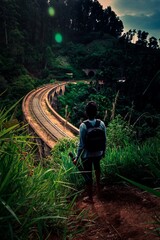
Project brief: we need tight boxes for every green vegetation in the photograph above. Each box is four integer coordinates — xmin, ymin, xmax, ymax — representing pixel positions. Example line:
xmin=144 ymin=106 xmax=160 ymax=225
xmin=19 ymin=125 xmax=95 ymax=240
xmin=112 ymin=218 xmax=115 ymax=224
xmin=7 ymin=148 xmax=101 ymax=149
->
xmin=56 ymin=81 xmax=160 ymax=238
xmin=0 ymin=106 xmax=83 ymax=239
xmin=1 ymin=0 xmax=160 ymax=116
xmin=1 ymin=100 xmax=160 ymax=238
xmin=57 ymin=82 xmax=160 ymax=141
xmin=0 ymin=0 xmax=160 ymax=238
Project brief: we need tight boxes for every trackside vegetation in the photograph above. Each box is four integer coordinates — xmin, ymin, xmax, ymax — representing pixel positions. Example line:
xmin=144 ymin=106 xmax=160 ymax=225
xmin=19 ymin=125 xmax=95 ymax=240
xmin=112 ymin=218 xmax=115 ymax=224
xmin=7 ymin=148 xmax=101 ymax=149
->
xmin=0 ymin=101 xmax=160 ymax=239
xmin=0 ymin=106 xmax=84 ymax=239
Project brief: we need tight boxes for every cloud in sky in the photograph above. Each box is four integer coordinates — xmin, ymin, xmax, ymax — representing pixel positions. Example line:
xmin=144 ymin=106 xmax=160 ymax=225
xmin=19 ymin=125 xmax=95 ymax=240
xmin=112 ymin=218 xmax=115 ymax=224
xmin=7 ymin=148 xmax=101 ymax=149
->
xmin=99 ymin=0 xmax=160 ymax=39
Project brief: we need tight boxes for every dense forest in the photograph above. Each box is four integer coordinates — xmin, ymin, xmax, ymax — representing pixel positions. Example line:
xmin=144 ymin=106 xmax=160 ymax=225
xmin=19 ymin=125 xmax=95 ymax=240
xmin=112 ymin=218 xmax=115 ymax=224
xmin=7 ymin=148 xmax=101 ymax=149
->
xmin=0 ymin=0 xmax=160 ymax=116
xmin=0 ymin=0 xmax=160 ymax=239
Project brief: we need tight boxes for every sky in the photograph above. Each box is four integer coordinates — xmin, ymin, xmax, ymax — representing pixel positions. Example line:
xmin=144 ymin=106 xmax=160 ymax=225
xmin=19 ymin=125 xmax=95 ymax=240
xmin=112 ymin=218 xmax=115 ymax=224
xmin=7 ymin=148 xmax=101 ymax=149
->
xmin=99 ymin=0 xmax=160 ymax=40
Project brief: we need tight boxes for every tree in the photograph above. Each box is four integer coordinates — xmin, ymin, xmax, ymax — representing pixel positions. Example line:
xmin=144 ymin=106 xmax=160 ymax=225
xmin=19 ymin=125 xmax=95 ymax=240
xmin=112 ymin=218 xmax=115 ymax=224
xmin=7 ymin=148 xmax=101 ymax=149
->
xmin=148 ymin=37 xmax=159 ymax=49
xmin=0 ymin=0 xmax=19 ymax=46
xmin=136 ymin=30 xmax=149 ymax=47
xmin=11 ymin=74 xmax=35 ymax=99
xmin=121 ymin=29 xmax=136 ymax=44
xmin=102 ymin=7 xmax=123 ymax=38
xmin=85 ymin=0 xmax=103 ymax=32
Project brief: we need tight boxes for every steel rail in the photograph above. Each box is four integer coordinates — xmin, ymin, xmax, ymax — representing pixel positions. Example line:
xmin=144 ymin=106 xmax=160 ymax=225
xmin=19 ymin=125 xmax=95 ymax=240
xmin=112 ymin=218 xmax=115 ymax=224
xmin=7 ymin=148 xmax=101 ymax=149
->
xmin=23 ymin=83 xmax=72 ymax=149
xmin=31 ymin=86 xmax=70 ymax=140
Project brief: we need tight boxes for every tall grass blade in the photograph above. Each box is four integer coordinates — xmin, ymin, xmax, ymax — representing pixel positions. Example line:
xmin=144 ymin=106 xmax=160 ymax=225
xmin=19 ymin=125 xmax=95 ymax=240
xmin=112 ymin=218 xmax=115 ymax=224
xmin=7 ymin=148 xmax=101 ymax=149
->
xmin=117 ymin=174 xmax=160 ymax=197
xmin=0 ymin=124 xmax=19 ymax=138
xmin=0 ymin=198 xmax=21 ymax=224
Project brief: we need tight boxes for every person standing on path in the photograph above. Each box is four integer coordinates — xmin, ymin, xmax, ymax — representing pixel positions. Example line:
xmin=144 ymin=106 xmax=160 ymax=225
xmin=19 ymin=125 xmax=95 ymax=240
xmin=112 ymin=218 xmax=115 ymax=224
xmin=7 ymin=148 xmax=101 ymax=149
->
xmin=74 ymin=101 xmax=106 ymax=203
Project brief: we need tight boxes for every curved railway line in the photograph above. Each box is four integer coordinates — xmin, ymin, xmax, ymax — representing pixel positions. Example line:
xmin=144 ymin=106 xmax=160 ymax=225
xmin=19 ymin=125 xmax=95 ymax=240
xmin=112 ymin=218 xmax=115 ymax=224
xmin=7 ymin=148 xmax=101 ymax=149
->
xmin=22 ymin=82 xmax=78 ymax=150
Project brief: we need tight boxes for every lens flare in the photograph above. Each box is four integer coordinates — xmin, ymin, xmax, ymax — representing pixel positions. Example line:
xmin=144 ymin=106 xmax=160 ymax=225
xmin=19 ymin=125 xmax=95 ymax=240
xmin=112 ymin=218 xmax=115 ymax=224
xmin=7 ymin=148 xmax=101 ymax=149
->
xmin=55 ymin=33 xmax=63 ymax=43
xmin=48 ymin=7 xmax=55 ymax=17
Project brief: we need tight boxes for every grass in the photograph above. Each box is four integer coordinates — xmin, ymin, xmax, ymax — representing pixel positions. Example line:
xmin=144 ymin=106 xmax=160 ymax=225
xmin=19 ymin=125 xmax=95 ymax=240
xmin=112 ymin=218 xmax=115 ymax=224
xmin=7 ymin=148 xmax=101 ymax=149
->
xmin=0 ymin=107 xmax=83 ymax=239
xmin=1 ymin=103 xmax=160 ymax=239
xmin=50 ymin=133 xmax=160 ymax=188
xmin=101 ymin=136 xmax=160 ymax=185
xmin=0 ymin=138 xmax=72 ymax=239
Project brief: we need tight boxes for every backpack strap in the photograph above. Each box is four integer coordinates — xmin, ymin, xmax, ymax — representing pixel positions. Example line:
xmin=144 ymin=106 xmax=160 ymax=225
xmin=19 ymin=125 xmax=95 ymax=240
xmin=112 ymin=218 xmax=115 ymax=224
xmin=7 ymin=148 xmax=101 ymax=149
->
xmin=95 ymin=119 xmax=101 ymax=127
xmin=83 ymin=120 xmax=92 ymax=129
xmin=83 ymin=119 xmax=100 ymax=129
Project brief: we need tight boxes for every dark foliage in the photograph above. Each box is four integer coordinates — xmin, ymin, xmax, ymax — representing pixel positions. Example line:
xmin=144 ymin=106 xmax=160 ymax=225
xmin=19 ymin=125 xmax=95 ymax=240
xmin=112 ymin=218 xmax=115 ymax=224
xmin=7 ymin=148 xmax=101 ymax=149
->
xmin=0 ymin=0 xmax=159 ymax=126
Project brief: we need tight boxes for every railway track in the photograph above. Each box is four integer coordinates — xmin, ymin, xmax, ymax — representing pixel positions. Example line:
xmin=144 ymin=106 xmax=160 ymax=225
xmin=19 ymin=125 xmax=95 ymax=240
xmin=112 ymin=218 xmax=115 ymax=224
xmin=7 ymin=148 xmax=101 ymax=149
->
xmin=22 ymin=82 xmax=77 ymax=149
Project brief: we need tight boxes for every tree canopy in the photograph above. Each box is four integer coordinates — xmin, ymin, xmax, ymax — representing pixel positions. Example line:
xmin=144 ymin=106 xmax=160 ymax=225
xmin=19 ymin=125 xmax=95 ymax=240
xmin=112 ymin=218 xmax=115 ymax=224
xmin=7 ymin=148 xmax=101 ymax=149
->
xmin=0 ymin=0 xmax=160 ymax=118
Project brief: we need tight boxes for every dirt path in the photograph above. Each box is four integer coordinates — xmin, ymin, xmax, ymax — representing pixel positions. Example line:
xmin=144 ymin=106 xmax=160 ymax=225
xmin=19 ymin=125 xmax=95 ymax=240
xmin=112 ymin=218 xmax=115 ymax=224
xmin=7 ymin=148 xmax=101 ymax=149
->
xmin=73 ymin=184 xmax=160 ymax=240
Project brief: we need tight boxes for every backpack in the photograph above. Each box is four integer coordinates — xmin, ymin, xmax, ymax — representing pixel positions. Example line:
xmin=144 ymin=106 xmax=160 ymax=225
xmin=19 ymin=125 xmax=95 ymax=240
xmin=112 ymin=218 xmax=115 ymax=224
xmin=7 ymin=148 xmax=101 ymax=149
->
xmin=84 ymin=119 xmax=106 ymax=152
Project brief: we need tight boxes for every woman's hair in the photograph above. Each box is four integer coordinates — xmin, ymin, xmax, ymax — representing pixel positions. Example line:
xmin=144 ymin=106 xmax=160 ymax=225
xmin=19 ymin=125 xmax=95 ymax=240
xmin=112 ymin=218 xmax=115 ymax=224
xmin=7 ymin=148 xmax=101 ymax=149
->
xmin=85 ymin=101 xmax=97 ymax=119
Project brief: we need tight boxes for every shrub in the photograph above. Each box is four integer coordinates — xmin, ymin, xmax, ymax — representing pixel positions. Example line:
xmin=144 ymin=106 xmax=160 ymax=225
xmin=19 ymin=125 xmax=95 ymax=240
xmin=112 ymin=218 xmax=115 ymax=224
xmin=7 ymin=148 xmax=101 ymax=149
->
xmin=107 ymin=115 xmax=136 ymax=148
